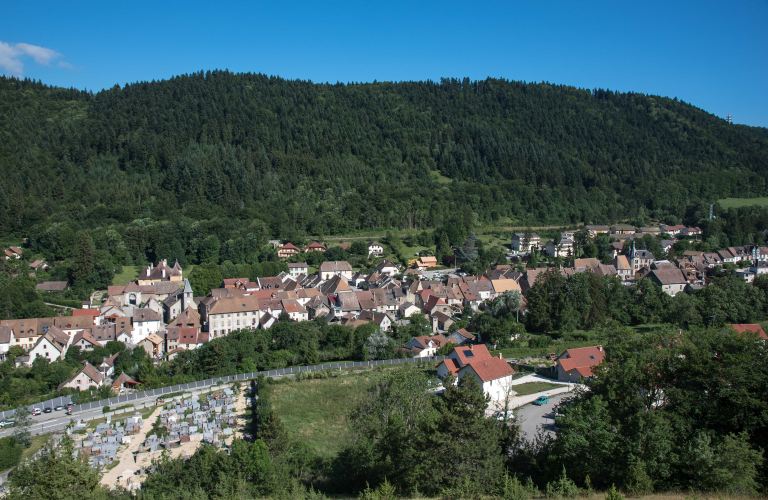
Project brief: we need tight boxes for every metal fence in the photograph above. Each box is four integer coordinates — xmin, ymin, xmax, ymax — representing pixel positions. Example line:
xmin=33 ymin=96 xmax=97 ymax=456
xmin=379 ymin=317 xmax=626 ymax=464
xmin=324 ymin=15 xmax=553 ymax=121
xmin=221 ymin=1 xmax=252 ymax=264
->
xmin=0 ymin=355 xmax=447 ymax=419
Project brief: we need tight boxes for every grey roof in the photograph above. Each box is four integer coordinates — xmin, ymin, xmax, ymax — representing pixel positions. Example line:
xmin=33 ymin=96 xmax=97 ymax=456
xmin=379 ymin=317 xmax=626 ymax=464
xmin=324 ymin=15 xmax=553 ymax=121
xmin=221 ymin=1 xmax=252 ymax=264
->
xmin=183 ymin=279 xmax=193 ymax=294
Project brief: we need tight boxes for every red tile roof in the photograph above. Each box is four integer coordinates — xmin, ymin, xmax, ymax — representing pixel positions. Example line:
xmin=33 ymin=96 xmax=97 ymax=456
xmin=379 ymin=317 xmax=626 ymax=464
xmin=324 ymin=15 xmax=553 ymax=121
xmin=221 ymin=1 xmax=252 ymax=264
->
xmin=557 ymin=345 xmax=605 ymax=377
xmin=730 ymin=324 xmax=768 ymax=340
xmin=72 ymin=308 xmax=100 ymax=317
xmin=460 ymin=357 xmax=516 ymax=382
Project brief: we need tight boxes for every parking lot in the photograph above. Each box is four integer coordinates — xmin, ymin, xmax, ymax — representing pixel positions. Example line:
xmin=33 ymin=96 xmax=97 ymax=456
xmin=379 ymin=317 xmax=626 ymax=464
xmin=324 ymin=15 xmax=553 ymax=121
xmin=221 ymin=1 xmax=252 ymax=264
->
xmin=515 ymin=392 xmax=571 ymax=441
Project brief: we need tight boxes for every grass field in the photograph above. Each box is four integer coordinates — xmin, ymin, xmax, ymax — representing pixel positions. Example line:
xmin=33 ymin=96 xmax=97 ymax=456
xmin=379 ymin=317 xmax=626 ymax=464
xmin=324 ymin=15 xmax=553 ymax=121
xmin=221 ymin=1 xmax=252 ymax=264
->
xmin=20 ymin=434 xmax=48 ymax=462
xmin=718 ymin=197 xmax=768 ymax=209
xmin=511 ymin=382 xmax=562 ymax=396
xmin=112 ymin=265 xmax=139 ymax=286
xmin=269 ymin=370 xmax=395 ymax=457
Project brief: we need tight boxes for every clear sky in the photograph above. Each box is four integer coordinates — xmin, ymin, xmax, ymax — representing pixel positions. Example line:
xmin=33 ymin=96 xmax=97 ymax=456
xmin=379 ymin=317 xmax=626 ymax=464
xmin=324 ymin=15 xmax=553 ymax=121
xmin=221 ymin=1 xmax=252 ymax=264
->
xmin=2 ymin=1 xmax=767 ymax=126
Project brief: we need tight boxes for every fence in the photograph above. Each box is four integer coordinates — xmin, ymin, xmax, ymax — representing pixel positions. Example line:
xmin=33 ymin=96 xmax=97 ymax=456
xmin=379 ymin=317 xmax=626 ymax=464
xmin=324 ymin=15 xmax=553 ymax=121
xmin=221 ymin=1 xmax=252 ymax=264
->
xmin=0 ymin=355 xmax=447 ymax=420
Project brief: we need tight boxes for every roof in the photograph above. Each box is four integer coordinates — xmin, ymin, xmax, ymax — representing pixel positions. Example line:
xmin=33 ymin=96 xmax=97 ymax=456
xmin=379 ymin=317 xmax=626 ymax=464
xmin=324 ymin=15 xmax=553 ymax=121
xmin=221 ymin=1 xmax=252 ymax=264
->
xmin=58 ymin=362 xmax=103 ymax=390
xmin=438 ymin=358 xmax=461 ymax=376
xmin=491 ymin=278 xmax=522 ymax=294
xmin=112 ymin=372 xmax=140 ymax=387
xmin=139 ymin=260 xmax=177 ymax=281
xmin=178 ymin=328 xmax=207 ymax=345
xmin=72 ymin=308 xmax=100 ymax=317
xmin=729 ymin=324 xmax=768 ymax=340
xmin=650 ymin=268 xmax=687 ymax=286
xmin=133 ymin=309 xmax=161 ymax=322
xmin=101 ymin=352 xmax=119 ymax=368
xmin=222 ymin=278 xmax=250 ymax=286
xmin=279 ymin=242 xmax=299 ymax=251
xmin=36 ymin=281 xmax=69 ymax=292
xmin=557 ymin=346 xmax=605 ymax=377
xmin=614 ymin=255 xmax=631 ymax=270
xmin=453 ymin=344 xmax=492 ymax=367
xmin=459 ymin=357 xmax=516 ymax=382
xmin=209 ymin=296 xmax=260 ymax=315
xmin=336 ymin=291 xmax=361 ymax=312
xmin=282 ymin=299 xmax=307 ymax=314
xmin=305 ymin=241 xmax=326 ymax=250
xmin=319 ymin=261 xmax=353 ymax=273
xmin=71 ymin=330 xmax=103 ymax=348
xmin=287 ymin=262 xmax=308 ymax=268
xmin=145 ymin=333 xmax=164 ymax=345
xmin=0 ymin=326 xmax=12 ymax=344
xmin=168 ymin=307 xmax=202 ymax=330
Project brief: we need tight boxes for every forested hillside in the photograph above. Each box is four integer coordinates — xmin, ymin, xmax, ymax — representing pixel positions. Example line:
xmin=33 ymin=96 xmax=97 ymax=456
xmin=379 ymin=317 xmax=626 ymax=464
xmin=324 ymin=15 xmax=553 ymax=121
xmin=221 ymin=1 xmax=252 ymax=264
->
xmin=1 ymin=72 xmax=767 ymax=266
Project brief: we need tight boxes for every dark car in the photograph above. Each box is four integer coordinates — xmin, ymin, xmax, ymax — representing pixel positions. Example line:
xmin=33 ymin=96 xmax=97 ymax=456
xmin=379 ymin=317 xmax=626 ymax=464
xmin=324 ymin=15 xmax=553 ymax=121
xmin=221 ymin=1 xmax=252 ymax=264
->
xmin=54 ymin=405 xmax=63 ymax=411
xmin=43 ymin=407 xmax=52 ymax=413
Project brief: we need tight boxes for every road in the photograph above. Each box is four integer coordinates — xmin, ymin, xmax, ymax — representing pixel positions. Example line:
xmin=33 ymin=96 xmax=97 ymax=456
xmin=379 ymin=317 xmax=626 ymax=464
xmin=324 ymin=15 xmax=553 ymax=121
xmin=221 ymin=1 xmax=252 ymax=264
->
xmin=0 ymin=394 xmax=160 ymax=439
xmin=515 ymin=392 xmax=571 ymax=442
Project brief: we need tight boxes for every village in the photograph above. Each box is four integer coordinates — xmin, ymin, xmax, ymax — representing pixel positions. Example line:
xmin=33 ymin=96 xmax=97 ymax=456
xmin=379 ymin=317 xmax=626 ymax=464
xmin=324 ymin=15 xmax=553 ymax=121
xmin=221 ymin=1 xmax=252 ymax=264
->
xmin=1 ymin=222 xmax=767 ymax=406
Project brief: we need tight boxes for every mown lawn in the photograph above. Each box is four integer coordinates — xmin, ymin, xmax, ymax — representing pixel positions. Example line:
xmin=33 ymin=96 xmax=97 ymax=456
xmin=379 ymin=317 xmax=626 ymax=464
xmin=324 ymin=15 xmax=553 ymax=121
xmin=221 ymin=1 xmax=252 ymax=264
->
xmin=112 ymin=265 xmax=139 ymax=286
xmin=511 ymin=382 xmax=562 ymax=396
xmin=718 ymin=197 xmax=768 ymax=209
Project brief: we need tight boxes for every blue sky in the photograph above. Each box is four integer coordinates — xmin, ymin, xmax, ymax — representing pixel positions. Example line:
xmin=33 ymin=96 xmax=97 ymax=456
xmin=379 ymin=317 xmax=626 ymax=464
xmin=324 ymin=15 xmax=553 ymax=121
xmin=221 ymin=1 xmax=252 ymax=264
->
xmin=2 ymin=1 xmax=767 ymax=126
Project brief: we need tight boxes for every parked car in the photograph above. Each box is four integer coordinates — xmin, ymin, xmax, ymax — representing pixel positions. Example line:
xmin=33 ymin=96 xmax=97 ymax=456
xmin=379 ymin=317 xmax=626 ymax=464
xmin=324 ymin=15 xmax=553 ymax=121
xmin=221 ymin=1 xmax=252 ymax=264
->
xmin=0 ymin=420 xmax=14 ymax=428
xmin=492 ymin=410 xmax=515 ymax=421
xmin=43 ymin=407 xmax=52 ymax=413
xmin=32 ymin=408 xmax=42 ymax=416
xmin=532 ymin=396 xmax=549 ymax=406
xmin=54 ymin=405 xmax=63 ymax=411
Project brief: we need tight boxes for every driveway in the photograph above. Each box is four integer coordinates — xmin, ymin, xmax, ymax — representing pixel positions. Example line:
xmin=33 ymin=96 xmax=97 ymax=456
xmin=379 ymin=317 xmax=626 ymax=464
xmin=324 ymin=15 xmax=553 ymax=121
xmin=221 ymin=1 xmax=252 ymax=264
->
xmin=516 ymin=392 xmax=571 ymax=442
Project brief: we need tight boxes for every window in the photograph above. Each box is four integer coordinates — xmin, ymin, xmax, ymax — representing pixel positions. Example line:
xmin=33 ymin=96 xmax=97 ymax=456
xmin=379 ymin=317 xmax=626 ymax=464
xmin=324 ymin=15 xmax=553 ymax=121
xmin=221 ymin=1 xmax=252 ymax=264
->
xmin=589 ymin=355 xmax=595 ymax=360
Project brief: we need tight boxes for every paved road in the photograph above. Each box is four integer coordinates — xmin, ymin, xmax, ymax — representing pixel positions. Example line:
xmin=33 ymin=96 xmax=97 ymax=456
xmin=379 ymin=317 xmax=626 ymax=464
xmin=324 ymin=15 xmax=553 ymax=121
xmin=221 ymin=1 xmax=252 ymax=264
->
xmin=0 ymin=394 xmax=160 ymax=439
xmin=516 ymin=392 xmax=571 ymax=442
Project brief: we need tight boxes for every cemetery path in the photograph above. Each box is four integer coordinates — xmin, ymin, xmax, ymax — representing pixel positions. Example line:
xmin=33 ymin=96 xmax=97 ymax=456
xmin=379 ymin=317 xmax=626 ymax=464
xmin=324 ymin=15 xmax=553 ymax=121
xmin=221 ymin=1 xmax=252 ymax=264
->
xmin=101 ymin=406 xmax=162 ymax=487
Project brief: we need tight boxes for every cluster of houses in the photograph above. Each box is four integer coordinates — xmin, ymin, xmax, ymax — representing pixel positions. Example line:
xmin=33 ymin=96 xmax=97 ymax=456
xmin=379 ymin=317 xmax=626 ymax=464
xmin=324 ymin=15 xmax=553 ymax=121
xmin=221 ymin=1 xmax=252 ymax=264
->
xmin=275 ymin=240 xmax=385 ymax=260
xmin=511 ymin=224 xmax=768 ymax=297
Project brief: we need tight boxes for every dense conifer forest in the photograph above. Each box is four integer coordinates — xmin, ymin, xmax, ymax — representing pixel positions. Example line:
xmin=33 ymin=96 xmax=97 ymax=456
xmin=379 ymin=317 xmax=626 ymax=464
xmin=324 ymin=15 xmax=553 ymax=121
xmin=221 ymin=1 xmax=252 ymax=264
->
xmin=1 ymin=72 xmax=767 ymax=269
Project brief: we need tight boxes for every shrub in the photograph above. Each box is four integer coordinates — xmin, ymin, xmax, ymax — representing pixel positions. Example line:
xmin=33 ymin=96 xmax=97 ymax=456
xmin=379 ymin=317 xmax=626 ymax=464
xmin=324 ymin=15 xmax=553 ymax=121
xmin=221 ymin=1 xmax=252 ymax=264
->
xmin=545 ymin=467 xmax=579 ymax=499
xmin=605 ymin=485 xmax=624 ymax=500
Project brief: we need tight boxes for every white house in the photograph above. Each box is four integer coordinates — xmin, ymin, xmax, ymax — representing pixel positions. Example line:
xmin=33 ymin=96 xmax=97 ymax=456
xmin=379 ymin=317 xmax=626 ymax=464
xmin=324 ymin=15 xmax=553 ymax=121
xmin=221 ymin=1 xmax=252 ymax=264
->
xmin=282 ymin=299 xmax=309 ymax=322
xmin=436 ymin=344 xmax=516 ymax=400
xmin=319 ymin=261 xmax=354 ymax=281
xmin=399 ymin=302 xmax=421 ymax=318
xmin=374 ymin=259 xmax=399 ymax=277
xmin=132 ymin=309 xmax=162 ymax=343
xmin=28 ymin=327 xmax=69 ymax=364
xmin=70 ymin=330 xmax=103 ymax=352
xmin=0 ymin=326 xmax=14 ymax=361
xmin=648 ymin=268 xmax=688 ymax=296
xmin=510 ymin=233 xmax=540 ymax=252
xmin=287 ymin=262 xmax=308 ymax=279
xmin=368 ymin=241 xmax=384 ymax=257
xmin=57 ymin=362 xmax=104 ymax=391
xmin=456 ymin=357 xmax=516 ymax=401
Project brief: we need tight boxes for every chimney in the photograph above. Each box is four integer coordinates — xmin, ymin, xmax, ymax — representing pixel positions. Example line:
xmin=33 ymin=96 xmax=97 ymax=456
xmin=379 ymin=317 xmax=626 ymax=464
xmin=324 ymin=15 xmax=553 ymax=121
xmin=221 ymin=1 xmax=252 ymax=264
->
xmin=146 ymin=267 xmax=150 ymax=277
xmin=469 ymin=344 xmax=473 ymax=350
xmin=162 ymin=269 xmax=166 ymax=278
xmin=499 ymin=353 xmax=503 ymax=359
xmin=597 ymin=345 xmax=603 ymax=351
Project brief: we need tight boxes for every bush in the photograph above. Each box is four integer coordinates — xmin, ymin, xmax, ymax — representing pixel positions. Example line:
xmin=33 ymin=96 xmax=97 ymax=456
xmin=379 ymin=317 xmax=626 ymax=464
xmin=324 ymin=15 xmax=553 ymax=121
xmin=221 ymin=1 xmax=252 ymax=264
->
xmin=545 ymin=468 xmax=579 ymax=499
xmin=0 ymin=436 xmax=24 ymax=471
xmin=102 ymin=406 xmax=110 ymax=414
xmin=605 ymin=485 xmax=624 ymax=500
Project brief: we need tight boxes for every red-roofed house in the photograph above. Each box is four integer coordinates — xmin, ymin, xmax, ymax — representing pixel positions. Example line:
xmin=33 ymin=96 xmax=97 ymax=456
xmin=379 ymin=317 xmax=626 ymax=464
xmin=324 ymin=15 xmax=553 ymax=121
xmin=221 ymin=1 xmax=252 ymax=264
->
xmin=436 ymin=344 xmax=515 ymax=400
xmin=424 ymin=295 xmax=451 ymax=317
xmin=457 ymin=356 xmax=516 ymax=400
xmin=72 ymin=308 xmax=101 ymax=325
xmin=304 ymin=241 xmax=327 ymax=252
xmin=729 ymin=324 xmax=768 ymax=340
xmin=277 ymin=243 xmax=300 ymax=260
xmin=555 ymin=345 xmax=606 ymax=382
xmin=405 ymin=334 xmax=454 ymax=357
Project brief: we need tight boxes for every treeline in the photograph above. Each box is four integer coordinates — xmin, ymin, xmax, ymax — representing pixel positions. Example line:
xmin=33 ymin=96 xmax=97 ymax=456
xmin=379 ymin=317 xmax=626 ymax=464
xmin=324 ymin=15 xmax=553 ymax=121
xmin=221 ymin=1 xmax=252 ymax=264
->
xmin=2 ymin=73 xmax=767 ymax=278
xmin=524 ymin=269 xmax=767 ymax=334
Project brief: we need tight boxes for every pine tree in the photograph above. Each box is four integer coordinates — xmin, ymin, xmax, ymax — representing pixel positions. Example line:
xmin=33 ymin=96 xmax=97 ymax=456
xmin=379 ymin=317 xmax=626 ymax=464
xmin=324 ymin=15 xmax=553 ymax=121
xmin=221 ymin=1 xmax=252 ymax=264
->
xmin=71 ymin=233 xmax=95 ymax=284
